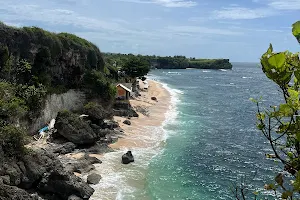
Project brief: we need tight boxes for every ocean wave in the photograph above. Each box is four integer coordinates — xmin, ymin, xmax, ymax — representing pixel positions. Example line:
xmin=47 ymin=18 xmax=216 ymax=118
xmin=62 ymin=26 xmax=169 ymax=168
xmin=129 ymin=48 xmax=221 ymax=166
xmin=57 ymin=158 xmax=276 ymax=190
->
xmin=91 ymin=79 xmax=181 ymax=200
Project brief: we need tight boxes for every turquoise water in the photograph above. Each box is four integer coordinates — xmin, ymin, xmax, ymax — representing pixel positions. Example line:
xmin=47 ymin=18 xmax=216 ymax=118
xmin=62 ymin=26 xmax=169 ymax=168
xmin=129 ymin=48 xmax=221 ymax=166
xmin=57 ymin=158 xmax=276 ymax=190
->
xmin=92 ymin=63 xmax=282 ymax=200
xmin=145 ymin=63 xmax=282 ymax=199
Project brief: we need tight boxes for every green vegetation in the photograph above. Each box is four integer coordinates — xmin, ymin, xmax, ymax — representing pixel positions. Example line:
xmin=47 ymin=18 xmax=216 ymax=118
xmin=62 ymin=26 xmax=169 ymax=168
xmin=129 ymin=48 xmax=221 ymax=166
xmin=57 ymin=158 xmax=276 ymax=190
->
xmin=236 ymin=21 xmax=300 ymax=199
xmin=122 ymin=56 xmax=150 ymax=78
xmin=103 ymin=53 xmax=232 ymax=70
xmin=188 ymin=58 xmax=232 ymax=69
xmin=0 ymin=22 xmax=118 ymax=157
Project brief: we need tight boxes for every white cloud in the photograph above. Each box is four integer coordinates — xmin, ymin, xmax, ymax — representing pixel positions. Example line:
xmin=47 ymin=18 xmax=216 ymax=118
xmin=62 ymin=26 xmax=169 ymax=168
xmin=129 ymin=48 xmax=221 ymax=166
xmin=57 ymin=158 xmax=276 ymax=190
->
xmin=117 ymin=0 xmax=197 ymax=7
xmin=166 ymin=25 xmax=242 ymax=35
xmin=268 ymin=0 xmax=300 ymax=10
xmin=212 ymin=6 xmax=275 ymax=20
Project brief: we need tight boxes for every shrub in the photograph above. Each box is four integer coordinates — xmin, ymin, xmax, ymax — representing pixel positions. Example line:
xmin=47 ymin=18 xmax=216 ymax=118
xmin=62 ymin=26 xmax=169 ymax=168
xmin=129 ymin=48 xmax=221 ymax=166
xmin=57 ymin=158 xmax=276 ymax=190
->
xmin=0 ymin=125 xmax=26 ymax=157
xmin=84 ymin=70 xmax=116 ymax=101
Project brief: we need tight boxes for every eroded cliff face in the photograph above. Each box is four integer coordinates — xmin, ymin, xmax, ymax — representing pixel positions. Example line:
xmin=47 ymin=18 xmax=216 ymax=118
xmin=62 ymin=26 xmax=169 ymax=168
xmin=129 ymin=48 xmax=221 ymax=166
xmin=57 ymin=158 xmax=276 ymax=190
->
xmin=29 ymin=90 xmax=86 ymax=133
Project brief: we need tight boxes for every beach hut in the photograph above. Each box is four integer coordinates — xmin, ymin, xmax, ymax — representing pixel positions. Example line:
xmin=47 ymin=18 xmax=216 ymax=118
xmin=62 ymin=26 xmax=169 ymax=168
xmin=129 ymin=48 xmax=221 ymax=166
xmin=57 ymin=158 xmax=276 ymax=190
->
xmin=116 ymin=83 xmax=132 ymax=100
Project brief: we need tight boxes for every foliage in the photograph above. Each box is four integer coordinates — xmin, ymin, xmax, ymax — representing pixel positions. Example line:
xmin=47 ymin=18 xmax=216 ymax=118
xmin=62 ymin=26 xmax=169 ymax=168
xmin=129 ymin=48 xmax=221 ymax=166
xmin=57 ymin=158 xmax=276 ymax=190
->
xmin=84 ymin=70 xmax=117 ymax=101
xmin=292 ymin=21 xmax=300 ymax=44
xmin=16 ymin=84 xmax=47 ymax=119
xmin=188 ymin=59 xmax=232 ymax=69
xmin=0 ymin=125 xmax=26 ymax=157
xmin=0 ymin=22 xmax=107 ymax=89
xmin=0 ymin=82 xmax=28 ymax=123
xmin=102 ymin=52 xmax=232 ymax=70
xmin=248 ymin=21 xmax=300 ymax=200
xmin=121 ymin=56 xmax=150 ymax=78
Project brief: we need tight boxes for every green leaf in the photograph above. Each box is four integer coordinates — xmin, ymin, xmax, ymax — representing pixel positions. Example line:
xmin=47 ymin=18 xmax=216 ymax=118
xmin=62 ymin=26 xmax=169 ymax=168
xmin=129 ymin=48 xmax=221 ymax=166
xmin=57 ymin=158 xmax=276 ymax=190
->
xmin=292 ymin=21 xmax=300 ymax=44
xmin=278 ymin=104 xmax=293 ymax=116
xmin=268 ymin=53 xmax=286 ymax=71
xmin=249 ymin=97 xmax=258 ymax=103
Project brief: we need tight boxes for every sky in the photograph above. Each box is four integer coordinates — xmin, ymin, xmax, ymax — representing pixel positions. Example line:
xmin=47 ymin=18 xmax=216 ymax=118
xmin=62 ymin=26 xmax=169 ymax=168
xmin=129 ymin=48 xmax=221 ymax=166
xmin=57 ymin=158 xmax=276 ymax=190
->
xmin=0 ymin=0 xmax=299 ymax=62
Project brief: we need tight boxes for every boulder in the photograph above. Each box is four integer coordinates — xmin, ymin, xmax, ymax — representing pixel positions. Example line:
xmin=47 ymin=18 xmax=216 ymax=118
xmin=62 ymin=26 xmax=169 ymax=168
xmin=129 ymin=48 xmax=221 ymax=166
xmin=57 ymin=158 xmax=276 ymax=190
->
xmin=122 ymin=151 xmax=134 ymax=164
xmin=20 ymin=149 xmax=63 ymax=189
xmin=53 ymin=142 xmax=77 ymax=155
xmin=87 ymin=173 xmax=101 ymax=185
xmin=85 ymin=143 xmax=114 ymax=154
xmin=55 ymin=111 xmax=98 ymax=145
xmin=101 ymin=120 xmax=119 ymax=130
xmin=151 ymin=97 xmax=158 ymax=101
xmin=123 ymin=120 xmax=131 ymax=125
xmin=0 ymin=184 xmax=38 ymax=200
xmin=38 ymin=170 xmax=94 ymax=200
xmin=83 ymin=102 xmax=112 ymax=125
xmin=68 ymin=195 xmax=83 ymax=200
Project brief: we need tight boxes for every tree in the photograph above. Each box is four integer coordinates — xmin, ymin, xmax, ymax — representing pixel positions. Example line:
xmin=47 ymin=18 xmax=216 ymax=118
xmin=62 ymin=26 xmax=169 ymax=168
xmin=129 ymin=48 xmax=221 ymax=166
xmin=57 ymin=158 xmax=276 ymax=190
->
xmin=121 ymin=56 xmax=150 ymax=79
xmin=246 ymin=21 xmax=300 ymax=199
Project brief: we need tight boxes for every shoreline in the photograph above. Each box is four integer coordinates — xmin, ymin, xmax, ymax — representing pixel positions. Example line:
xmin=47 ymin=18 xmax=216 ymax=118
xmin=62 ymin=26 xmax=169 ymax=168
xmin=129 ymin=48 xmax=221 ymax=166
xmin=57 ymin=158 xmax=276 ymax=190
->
xmin=110 ymin=79 xmax=171 ymax=150
xmin=89 ymin=79 xmax=172 ymax=199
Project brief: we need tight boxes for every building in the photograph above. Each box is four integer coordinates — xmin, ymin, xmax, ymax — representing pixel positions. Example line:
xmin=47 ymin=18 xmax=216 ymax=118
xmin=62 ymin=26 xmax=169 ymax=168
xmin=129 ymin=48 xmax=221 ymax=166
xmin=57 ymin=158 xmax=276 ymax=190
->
xmin=116 ymin=83 xmax=132 ymax=100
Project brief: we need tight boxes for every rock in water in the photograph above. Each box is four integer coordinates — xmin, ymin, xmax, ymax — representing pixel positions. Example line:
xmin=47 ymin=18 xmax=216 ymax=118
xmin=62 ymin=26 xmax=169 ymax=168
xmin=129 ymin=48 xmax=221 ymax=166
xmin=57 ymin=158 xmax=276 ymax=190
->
xmin=123 ymin=120 xmax=131 ymax=125
xmin=87 ymin=173 xmax=102 ymax=185
xmin=122 ymin=151 xmax=134 ymax=164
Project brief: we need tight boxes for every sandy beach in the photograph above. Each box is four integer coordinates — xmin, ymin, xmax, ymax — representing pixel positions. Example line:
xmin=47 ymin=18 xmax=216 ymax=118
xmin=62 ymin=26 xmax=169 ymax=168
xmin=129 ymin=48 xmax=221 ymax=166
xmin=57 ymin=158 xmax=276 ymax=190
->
xmin=89 ymin=79 xmax=172 ymax=200
xmin=110 ymin=80 xmax=171 ymax=150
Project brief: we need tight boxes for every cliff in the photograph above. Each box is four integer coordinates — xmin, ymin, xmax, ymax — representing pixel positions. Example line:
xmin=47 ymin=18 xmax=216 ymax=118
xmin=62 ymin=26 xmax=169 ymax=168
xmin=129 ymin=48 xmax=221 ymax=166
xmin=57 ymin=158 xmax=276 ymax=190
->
xmin=0 ymin=22 xmax=105 ymax=89
xmin=188 ymin=59 xmax=232 ymax=69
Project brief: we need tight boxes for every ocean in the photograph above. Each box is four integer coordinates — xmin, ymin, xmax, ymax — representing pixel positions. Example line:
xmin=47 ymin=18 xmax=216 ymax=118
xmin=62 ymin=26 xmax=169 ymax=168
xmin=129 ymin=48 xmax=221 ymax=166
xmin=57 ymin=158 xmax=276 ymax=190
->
xmin=92 ymin=62 xmax=283 ymax=200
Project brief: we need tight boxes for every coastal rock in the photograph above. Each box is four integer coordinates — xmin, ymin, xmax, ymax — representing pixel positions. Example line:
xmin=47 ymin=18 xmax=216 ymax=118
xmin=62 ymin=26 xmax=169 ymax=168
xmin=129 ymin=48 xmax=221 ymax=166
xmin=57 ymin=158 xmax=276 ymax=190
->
xmin=38 ymin=170 xmax=94 ymax=200
xmin=62 ymin=154 xmax=101 ymax=174
xmin=101 ymin=119 xmax=119 ymax=130
xmin=20 ymin=149 xmax=63 ymax=189
xmin=122 ymin=151 xmax=134 ymax=164
xmin=151 ymin=97 xmax=158 ymax=101
xmin=53 ymin=142 xmax=77 ymax=155
xmin=123 ymin=120 xmax=131 ymax=125
xmin=0 ymin=183 xmax=38 ymax=200
xmin=87 ymin=173 xmax=101 ymax=185
xmin=68 ymin=195 xmax=83 ymax=200
xmin=84 ymin=143 xmax=114 ymax=154
xmin=55 ymin=111 xmax=98 ymax=145
xmin=83 ymin=102 xmax=112 ymax=125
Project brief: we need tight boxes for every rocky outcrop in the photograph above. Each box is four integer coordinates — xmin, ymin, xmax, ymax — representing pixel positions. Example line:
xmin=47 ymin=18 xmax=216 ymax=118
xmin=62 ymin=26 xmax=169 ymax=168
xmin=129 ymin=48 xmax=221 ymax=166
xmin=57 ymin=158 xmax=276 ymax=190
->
xmin=101 ymin=119 xmax=119 ymax=130
xmin=55 ymin=111 xmax=97 ymax=145
xmin=0 ymin=148 xmax=94 ymax=200
xmin=53 ymin=142 xmax=77 ymax=155
xmin=113 ymin=101 xmax=139 ymax=118
xmin=62 ymin=154 xmax=102 ymax=174
xmin=87 ymin=173 xmax=101 ymax=185
xmin=0 ymin=183 xmax=39 ymax=200
xmin=83 ymin=103 xmax=112 ymax=126
xmin=122 ymin=151 xmax=134 ymax=164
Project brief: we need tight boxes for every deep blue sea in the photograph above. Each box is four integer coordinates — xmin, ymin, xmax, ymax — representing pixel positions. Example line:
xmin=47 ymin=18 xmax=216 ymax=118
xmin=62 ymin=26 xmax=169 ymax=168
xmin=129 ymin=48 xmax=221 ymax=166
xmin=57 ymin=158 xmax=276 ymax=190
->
xmin=145 ymin=63 xmax=282 ymax=200
xmin=92 ymin=62 xmax=283 ymax=200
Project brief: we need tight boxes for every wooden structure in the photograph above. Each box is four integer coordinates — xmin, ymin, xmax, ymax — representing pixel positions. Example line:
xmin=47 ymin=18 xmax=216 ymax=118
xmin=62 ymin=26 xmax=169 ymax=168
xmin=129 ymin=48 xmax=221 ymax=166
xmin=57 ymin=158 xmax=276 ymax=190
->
xmin=116 ymin=83 xmax=132 ymax=100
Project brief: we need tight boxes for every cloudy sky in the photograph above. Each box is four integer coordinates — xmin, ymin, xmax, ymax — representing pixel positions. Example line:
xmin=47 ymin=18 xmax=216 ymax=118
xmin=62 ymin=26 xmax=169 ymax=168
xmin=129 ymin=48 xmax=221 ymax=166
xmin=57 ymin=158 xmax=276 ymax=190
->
xmin=0 ymin=0 xmax=299 ymax=62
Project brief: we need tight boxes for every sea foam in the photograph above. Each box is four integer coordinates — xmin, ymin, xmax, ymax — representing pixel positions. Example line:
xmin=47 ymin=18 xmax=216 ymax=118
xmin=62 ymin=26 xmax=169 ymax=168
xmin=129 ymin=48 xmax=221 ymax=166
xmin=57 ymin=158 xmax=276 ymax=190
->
xmin=90 ymin=80 xmax=181 ymax=200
